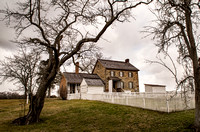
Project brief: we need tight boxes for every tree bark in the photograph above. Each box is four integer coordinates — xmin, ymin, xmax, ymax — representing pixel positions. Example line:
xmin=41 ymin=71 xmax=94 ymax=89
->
xmin=182 ymin=1 xmax=200 ymax=130
xmin=194 ymin=62 xmax=200 ymax=130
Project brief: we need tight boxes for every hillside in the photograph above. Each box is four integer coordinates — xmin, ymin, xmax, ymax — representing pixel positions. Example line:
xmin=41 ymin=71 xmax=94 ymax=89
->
xmin=0 ymin=98 xmax=195 ymax=131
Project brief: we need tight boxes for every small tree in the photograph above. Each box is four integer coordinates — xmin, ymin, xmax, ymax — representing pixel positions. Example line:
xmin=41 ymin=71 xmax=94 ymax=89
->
xmin=0 ymin=0 xmax=153 ymax=125
xmin=59 ymin=84 xmax=67 ymax=100
xmin=0 ymin=46 xmax=40 ymax=103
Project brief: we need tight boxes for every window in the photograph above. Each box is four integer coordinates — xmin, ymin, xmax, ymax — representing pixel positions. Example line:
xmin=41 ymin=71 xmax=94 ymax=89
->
xmin=111 ymin=71 xmax=115 ymax=77
xmin=121 ymin=81 xmax=124 ymax=88
xmin=128 ymin=72 xmax=133 ymax=77
xmin=119 ymin=71 xmax=124 ymax=77
xmin=129 ymin=82 xmax=133 ymax=89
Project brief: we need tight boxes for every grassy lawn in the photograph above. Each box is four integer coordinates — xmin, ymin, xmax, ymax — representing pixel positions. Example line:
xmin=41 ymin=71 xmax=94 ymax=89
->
xmin=0 ymin=98 xmax=195 ymax=132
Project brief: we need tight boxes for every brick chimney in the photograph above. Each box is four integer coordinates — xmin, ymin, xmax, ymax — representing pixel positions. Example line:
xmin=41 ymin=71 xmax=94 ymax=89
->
xmin=125 ymin=59 xmax=129 ymax=63
xmin=75 ymin=62 xmax=79 ymax=74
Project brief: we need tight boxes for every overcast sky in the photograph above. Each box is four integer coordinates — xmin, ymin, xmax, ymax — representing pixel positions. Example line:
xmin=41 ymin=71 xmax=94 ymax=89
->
xmin=0 ymin=0 xmax=182 ymax=94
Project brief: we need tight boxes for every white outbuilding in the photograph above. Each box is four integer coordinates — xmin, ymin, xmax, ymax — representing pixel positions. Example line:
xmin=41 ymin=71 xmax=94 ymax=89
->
xmin=81 ymin=78 xmax=104 ymax=94
xmin=144 ymin=84 xmax=166 ymax=93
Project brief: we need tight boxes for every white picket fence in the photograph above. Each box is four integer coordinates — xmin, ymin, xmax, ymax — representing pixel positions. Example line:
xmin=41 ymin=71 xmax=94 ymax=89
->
xmin=67 ymin=92 xmax=195 ymax=112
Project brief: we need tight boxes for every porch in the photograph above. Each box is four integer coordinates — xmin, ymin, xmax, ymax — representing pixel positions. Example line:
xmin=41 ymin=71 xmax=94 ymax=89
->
xmin=108 ymin=77 xmax=124 ymax=92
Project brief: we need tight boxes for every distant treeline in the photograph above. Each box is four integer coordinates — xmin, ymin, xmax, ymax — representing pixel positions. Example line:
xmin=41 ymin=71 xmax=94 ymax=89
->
xmin=0 ymin=92 xmax=57 ymax=99
xmin=0 ymin=92 xmax=24 ymax=99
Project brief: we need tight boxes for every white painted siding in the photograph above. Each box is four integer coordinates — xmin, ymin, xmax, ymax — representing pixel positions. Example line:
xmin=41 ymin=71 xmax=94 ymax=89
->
xmin=80 ymin=79 xmax=88 ymax=93
xmin=109 ymin=80 xmax=113 ymax=93
xmin=145 ymin=85 xmax=152 ymax=92
xmin=152 ymin=86 xmax=166 ymax=93
xmin=80 ymin=79 xmax=104 ymax=94
xmin=87 ymin=86 xmax=104 ymax=94
xmin=145 ymin=85 xmax=166 ymax=93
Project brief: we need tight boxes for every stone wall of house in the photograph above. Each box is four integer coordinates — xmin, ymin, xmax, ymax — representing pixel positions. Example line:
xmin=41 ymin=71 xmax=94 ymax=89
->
xmin=93 ymin=61 xmax=107 ymax=90
xmin=93 ymin=61 xmax=139 ymax=92
xmin=105 ymin=69 xmax=139 ymax=92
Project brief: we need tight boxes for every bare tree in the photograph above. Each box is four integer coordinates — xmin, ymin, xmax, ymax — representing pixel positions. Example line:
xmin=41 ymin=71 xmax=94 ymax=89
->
xmin=148 ymin=0 xmax=200 ymax=130
xmin=0 ymin=0 xmax=153 ymax=125
xmin=146 ymin=52 xmax=193 ymax=108
xmin=0 ymin=46 xmax=41 ymax=104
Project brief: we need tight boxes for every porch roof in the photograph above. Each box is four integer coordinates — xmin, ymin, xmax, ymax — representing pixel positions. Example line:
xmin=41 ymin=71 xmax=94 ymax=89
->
xmin=108 ymin=77 xmax=121 ymax=81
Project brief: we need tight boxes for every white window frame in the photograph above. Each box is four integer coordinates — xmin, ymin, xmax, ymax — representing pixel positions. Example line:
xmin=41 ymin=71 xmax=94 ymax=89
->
xmin=129 ymin=82 xmax=133 ymax=89
xmin=119 ymin=71 xmax=124 ymax=77
xmin=129 ymin=72 xmax=133 ymax=77
xmin=111 ymin=71 xmax=115 ymax=77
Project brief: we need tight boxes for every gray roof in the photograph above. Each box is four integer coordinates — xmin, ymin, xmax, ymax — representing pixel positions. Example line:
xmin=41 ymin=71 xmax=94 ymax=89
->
xmin=98 ymin=59 xmax=139 ymax=71
xmin=144 ymin=84 xmax=166 ymax=87
xmin=84 ymin=78 xmax=104 ymax=86
xmin=63 ymin=72 xmax=100 ymax=84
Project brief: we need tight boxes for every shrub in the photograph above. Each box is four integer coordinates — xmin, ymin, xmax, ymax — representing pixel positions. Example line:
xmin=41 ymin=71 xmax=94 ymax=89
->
xmin=50 ymin=95 xmax=57 ymax=98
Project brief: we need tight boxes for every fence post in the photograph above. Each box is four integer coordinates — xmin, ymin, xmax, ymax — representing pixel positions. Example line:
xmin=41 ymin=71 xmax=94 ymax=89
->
xmin=111 ymin=94 xmax=114 ymax=103
xmin=143 ymin=98 xmax=146 ymax=108
xmin=166 ymin=100 xmax=169 ymax=113
xmin=143 ymin=93 xmax=146 ymax=108
xmin=126 ymin=96 xmax=128 ymax=105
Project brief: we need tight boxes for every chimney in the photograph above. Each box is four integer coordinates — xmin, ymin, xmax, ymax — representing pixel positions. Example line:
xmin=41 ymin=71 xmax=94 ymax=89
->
xmin=75 ymin=62 xmax=79 ymax=74
xmin=125 ymin=59 xmax=129 ymax=63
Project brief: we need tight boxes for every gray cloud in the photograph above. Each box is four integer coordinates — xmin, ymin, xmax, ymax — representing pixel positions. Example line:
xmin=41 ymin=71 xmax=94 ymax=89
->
xmin=0 ymin=40 xmax=16 ymax=50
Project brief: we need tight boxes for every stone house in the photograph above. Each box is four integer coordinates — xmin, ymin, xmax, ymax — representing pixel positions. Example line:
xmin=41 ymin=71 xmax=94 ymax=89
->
xmin=60 ymin=59 xmax=139 ymax=95
xmin=92 ymin=59 xmax=139 ymax=92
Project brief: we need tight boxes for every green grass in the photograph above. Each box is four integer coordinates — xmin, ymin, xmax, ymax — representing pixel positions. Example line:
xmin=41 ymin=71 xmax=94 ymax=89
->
xmin=0 ymin=98 xmax=195 ymax=132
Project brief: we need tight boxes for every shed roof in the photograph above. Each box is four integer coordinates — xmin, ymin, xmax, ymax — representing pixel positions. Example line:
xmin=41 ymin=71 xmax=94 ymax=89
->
xmin=84 ymin=78 xmax=104 ymax=86
xmin=63 ymin=72 xmax=100 ymax=84
xmin=144 ymin=84 xmax=166 ymax=87
xmin=97 ymin=59 xmax=139 ymax=71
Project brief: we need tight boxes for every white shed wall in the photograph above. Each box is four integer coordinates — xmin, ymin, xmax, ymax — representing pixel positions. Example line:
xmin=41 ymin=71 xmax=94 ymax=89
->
xmin=80 ymin=79 xmax=88 ymax=93
xmin=145 ymin=85 xmax=166 ymax=93
xmin=80 ymin=79 xmax=104 ymax=94
xmin=152 ymin=86 xmax=166 ymax=93
xmin=145 ymin=85 xmax=152 ymax=92
xmin=87 ymin=86 xmax=104 ymax=94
